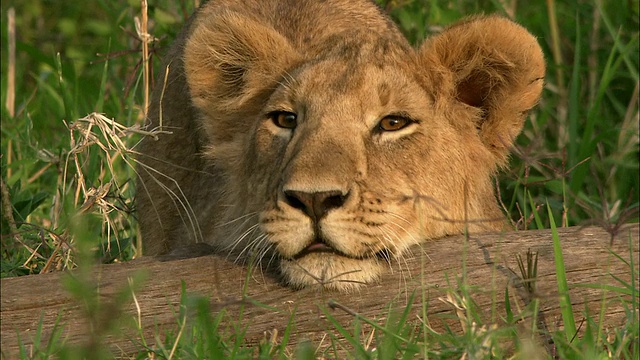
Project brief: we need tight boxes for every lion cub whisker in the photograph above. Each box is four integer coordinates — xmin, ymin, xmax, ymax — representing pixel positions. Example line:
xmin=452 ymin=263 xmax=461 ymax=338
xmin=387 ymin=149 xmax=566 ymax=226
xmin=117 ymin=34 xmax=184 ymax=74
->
xmin=134 ymin=158 xmax=203 ymax=244
xmin=216 ymin=211 xmax=259 ymax=228
xmin=225 ymin=223 xmax=262 ymax=259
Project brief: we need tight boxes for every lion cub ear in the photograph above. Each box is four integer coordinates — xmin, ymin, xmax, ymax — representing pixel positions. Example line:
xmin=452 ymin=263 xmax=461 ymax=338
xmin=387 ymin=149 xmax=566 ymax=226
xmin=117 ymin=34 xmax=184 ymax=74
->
xmin=419 ymin=16 xmax=545 ymax=164
xmin=184 ymin=11 xmax=301 ymax=114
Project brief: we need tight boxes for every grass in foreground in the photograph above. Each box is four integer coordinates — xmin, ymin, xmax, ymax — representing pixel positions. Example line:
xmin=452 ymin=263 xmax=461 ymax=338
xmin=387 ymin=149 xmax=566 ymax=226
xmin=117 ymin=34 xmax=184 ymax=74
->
xmin=14 ymin=223 xmax=639 ymax=359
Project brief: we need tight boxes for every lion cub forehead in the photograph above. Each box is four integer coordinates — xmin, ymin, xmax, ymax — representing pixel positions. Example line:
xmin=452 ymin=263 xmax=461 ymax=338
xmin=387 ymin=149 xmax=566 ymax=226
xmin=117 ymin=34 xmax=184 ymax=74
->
xmin=273 ymin=59 xmax=426 ymax=116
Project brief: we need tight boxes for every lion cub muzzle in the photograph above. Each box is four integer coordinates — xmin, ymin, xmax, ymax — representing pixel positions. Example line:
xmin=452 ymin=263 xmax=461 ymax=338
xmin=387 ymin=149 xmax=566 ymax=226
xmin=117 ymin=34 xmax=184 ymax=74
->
xmin=272 ymin=113 xmax=367 ymax=256
xmin=282 ymin=188 xmax=350 ymax=258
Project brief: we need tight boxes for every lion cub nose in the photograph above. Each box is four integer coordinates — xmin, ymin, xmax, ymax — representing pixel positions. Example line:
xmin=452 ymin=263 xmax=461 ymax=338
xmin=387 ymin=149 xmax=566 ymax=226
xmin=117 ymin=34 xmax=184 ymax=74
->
xmin=283 ymin=190 xmax=348 ymax=222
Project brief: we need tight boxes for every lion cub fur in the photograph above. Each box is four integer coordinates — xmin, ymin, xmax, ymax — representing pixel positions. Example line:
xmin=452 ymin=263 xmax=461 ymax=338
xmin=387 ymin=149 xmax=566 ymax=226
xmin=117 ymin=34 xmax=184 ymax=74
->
xmin=137 ymin=0 xmax=545 ymax=291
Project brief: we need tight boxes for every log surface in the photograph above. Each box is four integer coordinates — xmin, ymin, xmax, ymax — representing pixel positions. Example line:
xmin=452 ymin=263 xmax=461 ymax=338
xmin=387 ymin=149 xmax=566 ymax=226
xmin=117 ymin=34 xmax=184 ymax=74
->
xmin=1 ymin=225 xmax=638 ymax=357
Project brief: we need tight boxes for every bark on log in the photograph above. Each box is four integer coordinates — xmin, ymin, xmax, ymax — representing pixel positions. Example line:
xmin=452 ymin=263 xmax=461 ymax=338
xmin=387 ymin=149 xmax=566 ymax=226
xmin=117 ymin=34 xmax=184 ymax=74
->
xmin=1 ymin=225 xmax=638 ymax=358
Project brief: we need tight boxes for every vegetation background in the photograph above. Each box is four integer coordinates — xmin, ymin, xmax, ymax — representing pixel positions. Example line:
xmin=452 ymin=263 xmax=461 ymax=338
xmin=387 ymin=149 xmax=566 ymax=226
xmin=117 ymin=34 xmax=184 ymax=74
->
xmin=0 ymin=0 xmax=638 ymax=358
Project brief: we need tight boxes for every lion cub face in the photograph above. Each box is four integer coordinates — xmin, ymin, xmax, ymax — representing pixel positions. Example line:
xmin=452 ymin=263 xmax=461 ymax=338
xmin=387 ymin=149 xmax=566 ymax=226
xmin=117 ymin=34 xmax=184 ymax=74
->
xmin=257 ymin=61 xmax=437 ymax=288
xmin=177 ymin=7 xmax=545 ymax=291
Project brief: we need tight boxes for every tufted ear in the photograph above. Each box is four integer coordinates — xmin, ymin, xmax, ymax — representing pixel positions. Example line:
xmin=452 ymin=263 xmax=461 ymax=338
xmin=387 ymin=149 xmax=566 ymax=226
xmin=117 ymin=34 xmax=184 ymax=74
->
xmin=184 ymin=10 xmax=301 ymax=118
xmin=419 ymin=16 xmax=545 ymax=164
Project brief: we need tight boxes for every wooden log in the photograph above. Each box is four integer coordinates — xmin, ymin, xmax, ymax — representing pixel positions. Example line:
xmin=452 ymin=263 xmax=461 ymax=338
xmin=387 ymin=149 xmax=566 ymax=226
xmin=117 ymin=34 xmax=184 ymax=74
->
xmin=1 ymin=225 xmax=638 ymax=357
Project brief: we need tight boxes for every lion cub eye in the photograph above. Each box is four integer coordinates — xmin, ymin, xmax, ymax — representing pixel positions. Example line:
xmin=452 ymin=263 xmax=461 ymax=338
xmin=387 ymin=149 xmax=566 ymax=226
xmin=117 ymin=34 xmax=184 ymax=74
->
xmin=269 ymin=111 xmax=297 ymax=129
xmin=377 ymin=116 xmax=412 ymax=132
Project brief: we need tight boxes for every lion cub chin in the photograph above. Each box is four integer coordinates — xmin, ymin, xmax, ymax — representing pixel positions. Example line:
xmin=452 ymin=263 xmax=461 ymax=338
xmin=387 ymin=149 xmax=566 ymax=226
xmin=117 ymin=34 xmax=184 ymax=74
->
xmin=137 ymin=0 xmax=545 ymax=291
xmin=281 ymin=255 xmax=385 ymax=292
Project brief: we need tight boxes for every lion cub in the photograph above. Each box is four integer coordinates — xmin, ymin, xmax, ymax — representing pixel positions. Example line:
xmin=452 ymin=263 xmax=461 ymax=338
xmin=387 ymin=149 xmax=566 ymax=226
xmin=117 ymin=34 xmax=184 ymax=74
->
xmin=137 ymin=0 xmax=545 ymax=291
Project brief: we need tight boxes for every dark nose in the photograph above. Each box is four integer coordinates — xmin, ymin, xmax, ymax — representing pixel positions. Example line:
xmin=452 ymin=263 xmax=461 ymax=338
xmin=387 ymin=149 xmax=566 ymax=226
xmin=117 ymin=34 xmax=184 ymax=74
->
xmin=283 ymin=190 xmax=348 ymax=222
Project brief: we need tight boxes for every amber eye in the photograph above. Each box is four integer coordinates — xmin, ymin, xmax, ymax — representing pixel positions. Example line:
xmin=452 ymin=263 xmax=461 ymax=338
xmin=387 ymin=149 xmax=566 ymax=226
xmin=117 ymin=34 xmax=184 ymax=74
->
xmin=270 ymin=111 xmax=297 ymax=129
xmin=378 ymin=116 xmax=411 ymax=132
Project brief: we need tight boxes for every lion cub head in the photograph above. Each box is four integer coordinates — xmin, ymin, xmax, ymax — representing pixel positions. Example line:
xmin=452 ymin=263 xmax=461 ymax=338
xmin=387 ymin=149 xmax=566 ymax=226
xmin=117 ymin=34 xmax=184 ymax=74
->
xmin=144 ymin=2 xmax=544 ymax=291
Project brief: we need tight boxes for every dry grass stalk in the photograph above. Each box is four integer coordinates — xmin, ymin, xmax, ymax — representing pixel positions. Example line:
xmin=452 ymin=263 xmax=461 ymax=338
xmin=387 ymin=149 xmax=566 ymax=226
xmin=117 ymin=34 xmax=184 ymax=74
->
xmin=1 ymin=9 xmax=20 ymax=247
xmin=498 ymin=0 xmax=517 ymax=18
xmin=545 ymin=0 xmax=568 ymax=147
xmin=617 ymin=81 xmax=640 ymax=161
xmin=5 ymin=8 xmax=15 ymax=117
xmin=608 ymin=81 xmax=640 ymax=196
xmin=57 ymin=113 xmax=151 ymax=262
xmin=139 ymin=0 xmax=150 ymax=117
xmin=5 ymin=8 xmax=16 ymax=180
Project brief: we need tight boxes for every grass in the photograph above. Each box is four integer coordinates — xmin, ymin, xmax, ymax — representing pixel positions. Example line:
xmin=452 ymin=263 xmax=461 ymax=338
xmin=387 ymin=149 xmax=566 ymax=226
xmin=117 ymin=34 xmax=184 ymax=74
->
xmin=1 ymin=0 xmax=638 ymax=358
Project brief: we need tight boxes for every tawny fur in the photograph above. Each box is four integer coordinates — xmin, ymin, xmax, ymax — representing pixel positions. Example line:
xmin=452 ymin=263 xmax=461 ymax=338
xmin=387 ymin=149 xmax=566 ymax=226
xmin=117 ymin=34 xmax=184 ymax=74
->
xmin=136 ymin=0 xmax=545 ymax=291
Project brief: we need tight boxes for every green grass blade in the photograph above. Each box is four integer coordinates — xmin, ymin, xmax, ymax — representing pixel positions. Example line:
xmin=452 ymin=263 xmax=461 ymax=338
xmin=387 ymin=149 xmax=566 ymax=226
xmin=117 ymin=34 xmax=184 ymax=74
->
xmin=597 ymin=2 xmax=639 ymax=81
xmin=527 ymin=190 xmax=544 ymax=229
xmin=55 ymin=52 xmax=77 ymax=121
xmin=504 ymin=286 xmax=514 ymax=324
xmin=570 ymin=29 xmax=626 ymax=199
xmin=276 ymin=309 xmax=297 ymax=360
xmin=573 ymin=283 xmax=635 ymax=296
xmin=547 ymin=200 xmax=577 ymax=341
xmin=94 ymin=39 xmax=111 ymax=113
xmin=322 ymin=307 xmax=370 ymax=359
xmin=567 ymin=15 xmax=581 ymax=168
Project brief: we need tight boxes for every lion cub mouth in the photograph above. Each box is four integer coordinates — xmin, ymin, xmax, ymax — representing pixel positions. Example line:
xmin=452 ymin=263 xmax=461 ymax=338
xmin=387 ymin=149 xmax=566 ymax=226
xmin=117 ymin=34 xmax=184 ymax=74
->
xmin=293 ymin=238 xmax=342 ymax=259
xmin=293 ymin=238 xmax=386 ymax=261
